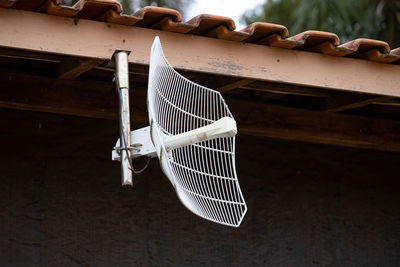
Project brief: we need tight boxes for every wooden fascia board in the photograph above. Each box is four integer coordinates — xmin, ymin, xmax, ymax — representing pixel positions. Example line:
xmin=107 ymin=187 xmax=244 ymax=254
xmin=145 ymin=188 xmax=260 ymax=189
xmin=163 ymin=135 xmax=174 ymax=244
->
xmin=0 ymin=8 xmax=400 ymax=97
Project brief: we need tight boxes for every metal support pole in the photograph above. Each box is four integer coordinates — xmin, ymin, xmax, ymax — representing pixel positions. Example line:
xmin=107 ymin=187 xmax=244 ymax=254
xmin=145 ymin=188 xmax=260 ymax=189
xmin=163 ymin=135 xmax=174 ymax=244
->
xmin=113 ymin=49 xmax=132 ymax=187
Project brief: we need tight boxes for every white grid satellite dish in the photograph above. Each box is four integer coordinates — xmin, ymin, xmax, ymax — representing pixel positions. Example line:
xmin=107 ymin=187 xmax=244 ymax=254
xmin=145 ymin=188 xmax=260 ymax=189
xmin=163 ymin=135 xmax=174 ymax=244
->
xmin=112 ymin=36 xmax=247 ymax=227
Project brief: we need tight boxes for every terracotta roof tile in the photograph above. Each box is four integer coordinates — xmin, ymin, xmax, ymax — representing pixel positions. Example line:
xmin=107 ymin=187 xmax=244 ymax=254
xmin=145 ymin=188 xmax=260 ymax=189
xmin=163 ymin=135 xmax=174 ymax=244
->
xmin=241 ymin=22 xmax=289 ymax=43
xmin=307 ymin=41 xmax=353 ymax=57
xmin=357 ymin=49 xmax=400 ymax=64
xmin=72 ymin=0 xmax=121 ymax=19
xmin=1 ymin=0 xmax=399 ymax=65
xmin=290 ymin=31 xmax=340 ymax=48
xmin=185 ymin=14 xmax=235 ymax=35
xmin=42 ymin=0 xmax=80 ymax=16
xmin=340 ymin=38 xmax=391 ymax=54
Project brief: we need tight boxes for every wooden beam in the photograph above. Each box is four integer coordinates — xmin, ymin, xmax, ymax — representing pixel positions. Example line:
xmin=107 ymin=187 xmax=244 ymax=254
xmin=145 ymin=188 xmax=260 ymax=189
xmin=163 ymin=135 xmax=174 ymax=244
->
xmin=0 ymin=47 xmax=63 ymax=62
xmin=1 ymin=70 xmax=399 ymax=152
xmin=0 ymin=69 xmax=147 ymax=122
xmin=227 ymin=98 xmax=400 ymax=152
xmin=216 ymin=79 xmax=255 ymax=93
xmin=242 ymin=81 xmax=330 ymax=97
xmin=373 ymin=98 xmax=400 ymax=105
xmin=57 ymin=57 xmax=105 ymax=79
xmin=1 ymin=8 xmax=400 ymax=97
xmin=321 ymin=93 xmax=392 ymax=112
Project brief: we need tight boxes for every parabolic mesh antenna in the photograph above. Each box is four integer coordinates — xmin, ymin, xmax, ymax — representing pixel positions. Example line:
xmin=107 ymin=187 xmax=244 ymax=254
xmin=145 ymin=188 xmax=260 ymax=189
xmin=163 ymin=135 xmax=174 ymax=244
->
xmin=112 ymin=36 xmax=247 ymax=227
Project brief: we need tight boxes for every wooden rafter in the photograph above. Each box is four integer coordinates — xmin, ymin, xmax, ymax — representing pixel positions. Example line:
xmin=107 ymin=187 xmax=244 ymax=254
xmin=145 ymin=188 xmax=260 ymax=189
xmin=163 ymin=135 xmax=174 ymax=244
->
xmin=241 ymin=81 xmax=330 ymax=97
xmin=0 ymin=47 xmax=62 ymax=62
xmin=321 ymin=93 xmax=393 ymax=112
xmin=228 ymin=98 xmax=400 ymax=152
xmin=1 ymin=69 xmax=399 ymax=152
xmin=216 ymin=79 xmax=255 ymax=93
xmin=56 ymin=57 xmax=105 ymax=79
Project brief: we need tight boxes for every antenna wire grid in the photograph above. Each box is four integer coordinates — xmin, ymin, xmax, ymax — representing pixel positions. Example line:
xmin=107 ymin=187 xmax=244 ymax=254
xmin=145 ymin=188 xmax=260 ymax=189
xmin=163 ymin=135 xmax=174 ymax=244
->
xmin=147 ymin=36 xmax=247 ymax=227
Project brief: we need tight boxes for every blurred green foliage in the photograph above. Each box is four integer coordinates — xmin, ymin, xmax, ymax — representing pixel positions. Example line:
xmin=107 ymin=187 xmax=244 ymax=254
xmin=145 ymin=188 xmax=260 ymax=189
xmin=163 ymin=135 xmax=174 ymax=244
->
xmin=241 ymin=0 xmax=400 ymax=47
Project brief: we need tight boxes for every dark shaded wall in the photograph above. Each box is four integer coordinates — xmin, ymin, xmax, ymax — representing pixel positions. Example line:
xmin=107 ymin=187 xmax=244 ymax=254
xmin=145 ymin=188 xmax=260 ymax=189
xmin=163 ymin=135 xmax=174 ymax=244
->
xmin=0 ymin=108 xmax=399 ymax=266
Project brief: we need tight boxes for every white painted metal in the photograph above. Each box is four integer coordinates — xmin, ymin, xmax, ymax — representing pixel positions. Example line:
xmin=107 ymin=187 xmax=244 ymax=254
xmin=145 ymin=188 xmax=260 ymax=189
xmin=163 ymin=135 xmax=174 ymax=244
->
xmin=112 ymin=126 xmax=157 ymax=161
xmin=163 ymin=117 xmax=237 ymax=152
xmin=147 ymin=36 xmax=247 ymax=227
xmin=112 ymin=117 xmax=236 ymax=161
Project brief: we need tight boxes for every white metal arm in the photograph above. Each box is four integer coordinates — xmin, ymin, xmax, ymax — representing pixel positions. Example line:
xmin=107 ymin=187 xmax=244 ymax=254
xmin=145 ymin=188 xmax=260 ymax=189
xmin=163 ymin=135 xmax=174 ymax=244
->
xmin=163 ymin=117 xmax=237 ymax=152
xmin=112 ymin=117 xmax=237 ymax=159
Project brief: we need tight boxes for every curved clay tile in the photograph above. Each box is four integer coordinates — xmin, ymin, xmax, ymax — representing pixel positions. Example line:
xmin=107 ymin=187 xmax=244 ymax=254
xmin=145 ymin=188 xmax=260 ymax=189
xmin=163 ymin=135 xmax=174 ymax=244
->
xmin=185 ymin=14 xmax=236 ymax=35
xmin=72 ymin=0 xmax=121 ymax=19
xmin=289 ymin=30 xmax=340 ymax=48
xmin=43 ymin=0 xmax=84 ymax=17
xmin=103 ymin=6 xmax=182 ymax=27
xmin=130 ymin=6 xmax=181 ymax=27
xmin=150 ymin=17 xmax=196 ymax=33
xmin=241 ymin=22 xmax=289 ymax=43
xmin=356 ymin=49 xmax=400 ymax=63
xmin=339 ymin=38 xmax=391 ymax=55
xmin=255 ymin=30 xmax=338 ymax=49
xmin=1 ymin=0 xmax=399 ymax=65
xmin=266 ymin=30 xmax=340 ymax=50
xmin=307 ymin=41 xmax=353 ymax=57
xmin=99 ymin=10 xmax=142 ymax=25
xmin=42 ymin=0 xmax=121 ymax=18
xmin=204 ymin=25 xmax=250 ymax=41
xmin=135 ymin=6 xmax=181 ymax=22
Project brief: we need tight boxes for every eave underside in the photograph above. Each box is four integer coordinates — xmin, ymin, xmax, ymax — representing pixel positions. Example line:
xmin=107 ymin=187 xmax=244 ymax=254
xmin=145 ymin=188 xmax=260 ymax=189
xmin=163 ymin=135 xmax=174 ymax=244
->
xmin=0 ymin=8 xmax=399 ymax=152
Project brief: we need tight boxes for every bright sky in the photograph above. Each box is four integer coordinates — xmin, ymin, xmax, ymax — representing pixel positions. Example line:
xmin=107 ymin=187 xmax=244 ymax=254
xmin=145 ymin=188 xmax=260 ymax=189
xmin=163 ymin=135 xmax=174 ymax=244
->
xmin=185 ymin=0 xmax=265 ymax=29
